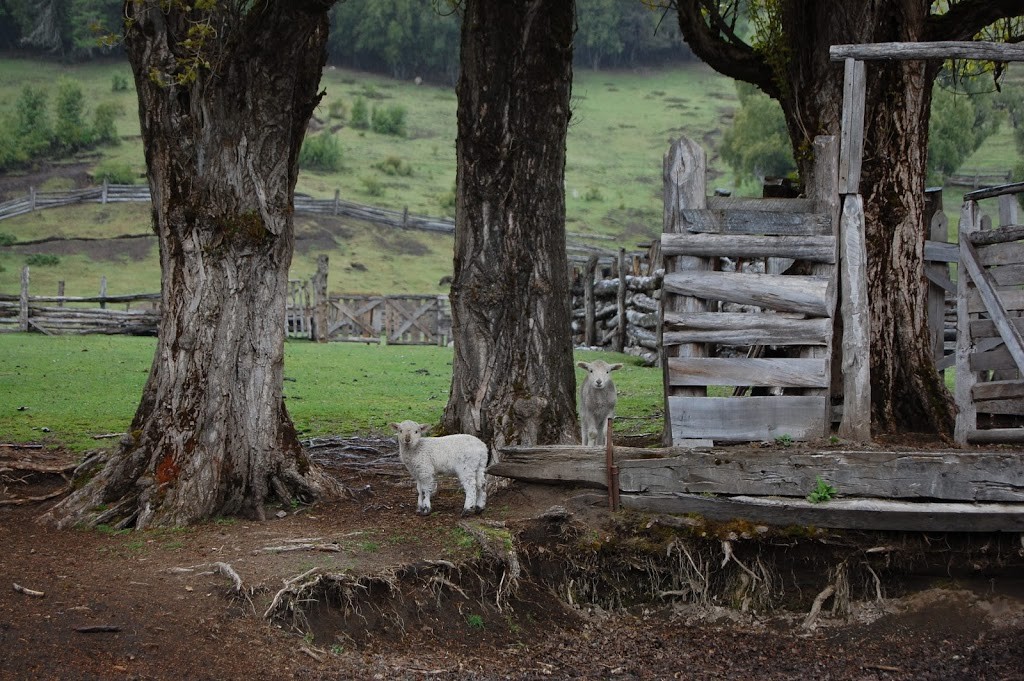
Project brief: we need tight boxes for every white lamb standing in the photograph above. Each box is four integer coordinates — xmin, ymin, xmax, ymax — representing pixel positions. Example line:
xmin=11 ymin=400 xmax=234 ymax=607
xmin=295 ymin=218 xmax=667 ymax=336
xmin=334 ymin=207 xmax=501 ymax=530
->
xmin=577 ymin=360 xmax=623 ymax=447
xmin=390 ymin=420 xmax=488 ymax=517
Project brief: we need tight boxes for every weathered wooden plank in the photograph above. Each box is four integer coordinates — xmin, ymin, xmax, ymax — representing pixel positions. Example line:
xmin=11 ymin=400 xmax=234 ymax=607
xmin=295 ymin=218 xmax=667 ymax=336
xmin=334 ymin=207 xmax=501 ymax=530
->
xmin=839 ymin=193 xmax=871 ymax=441
xmin=974 ymin=399 xmax=1024 ymax=416
xmin=679 ymin=209 xmax=831 ymax=236
xmin=970 ymin=316 xmax=1024 ymax=342
xmin=924 ymin=239 xmax=957 ymax=263
xmin=966 ymin=428 xmax=1024 ymax=445
xmin=661 ymin=233 xmax=836 ymax=262
xmin=972 ymin=379 xmax=1024 ymax=402
xmin=955 ymin=200 xmax=982 ymax=444
xmin=977 ymin=241 xmax=1024 ymax=267
xmin=668 ymin=396 xmax=828 ymax=442
xmin=706 ymin=196 xmax=817 ymax=213
xmin=968 ymin=223 xmax=1024 ymax=246
xmin=989 ymin=264 xmax=1024 ymax=287
xmin=830 ymin=41 xmax=1024 ymax=63
xmin=838 ymin=58 xmax=866 ymax=194
xmin=493 ymin=446 xmax=1024 ymax=502
xmin=960 ymin=232 xmax=1024 ymax=373
xmin=663 ymin=271 xmax=832 ymax=317
xmin=968 ymin=289 xmax=1024 ymax=314
xmin=667 ymin=357 xmax=828 ymax=388
xmin=662 ymin=311 xmax=831 ymax=346
xmin=965 ymin=181 xmax=1024 ymax=201
xmin=614 ymin=493 xmax=1024 ymax=533
xmin=970 ymin=345 xmax=1018 ymax=372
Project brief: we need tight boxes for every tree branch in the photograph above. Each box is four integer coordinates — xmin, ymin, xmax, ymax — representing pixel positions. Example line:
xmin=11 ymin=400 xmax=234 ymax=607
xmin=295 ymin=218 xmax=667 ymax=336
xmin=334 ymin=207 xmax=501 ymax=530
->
xmin=927 ymin=0 xmax=1024 ymax=42
xmin=674 ymin=0 xmax=778 ymax=98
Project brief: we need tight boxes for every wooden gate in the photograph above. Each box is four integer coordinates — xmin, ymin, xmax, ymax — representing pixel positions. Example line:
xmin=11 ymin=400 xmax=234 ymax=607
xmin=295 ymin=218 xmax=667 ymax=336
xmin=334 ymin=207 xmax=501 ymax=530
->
xmin=954 ymin=182 xmax=1024 ymax=445
xmin=660 ymin=135 xmax=840 ymax=446
xmin=324 ymin=294 xmax=450 ymax=345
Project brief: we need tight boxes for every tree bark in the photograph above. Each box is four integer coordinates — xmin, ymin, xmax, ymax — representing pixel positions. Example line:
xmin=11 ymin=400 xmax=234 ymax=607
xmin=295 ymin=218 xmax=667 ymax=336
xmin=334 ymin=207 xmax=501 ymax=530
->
xmin=676 ymin=0 xmax=1021 ymax=436
xmin=41 ymin=1 xmax=343 ymax=529
xmin=443 ymin=0 xmax=578 ymax=448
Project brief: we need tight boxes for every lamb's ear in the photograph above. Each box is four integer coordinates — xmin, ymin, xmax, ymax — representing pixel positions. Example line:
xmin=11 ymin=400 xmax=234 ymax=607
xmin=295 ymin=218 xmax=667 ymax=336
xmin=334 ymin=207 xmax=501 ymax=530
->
xmin=609 ymin=363 xmax=624 ymax=371
xmin=418 ymin=423 xmax=432 ymax=435
xmin=576 ymin=361 xmax=590 ymax=371
xmin=389 ymin=422 xmax=399 ymax=431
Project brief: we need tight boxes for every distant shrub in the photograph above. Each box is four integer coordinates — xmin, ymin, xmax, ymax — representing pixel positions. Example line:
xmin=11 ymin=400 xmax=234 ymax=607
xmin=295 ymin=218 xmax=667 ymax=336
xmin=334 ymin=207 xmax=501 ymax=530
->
xmin=350 ymin=97 xmax=370 ymax=129
xmin=299 ymin=132 xmax=343 ymax=172
xmin=371 ymin=104 xmax=407 ymax=137
xmin=328 ymin=99 xmax=347 ymax=120
xmin=374 ymin=156 xmax=412 ymax=176
xmin=92 ymin=102 xmax=124 ymax=146
xmin=0 ymin=115 xmax=27 ymax=172
xmin=54 ymin=79 xmax=93 ymax=153
xmin=15 ymin=86 xmax=52 ymax=159
xmin=111 ymin=73 xmax=130 ymax=92
xmin=584 ymin=187 xmax=604 ymax=202
xmin=26 ymin=254 xmax=60 ymax=267
xmin=93 ymin=160 xmax=136 ymax=184
xmin=0 ymin=232 xmax=16 ymax=246
xmin=438 ymin=183 xmax=456 ymax=214
xmin=361 ymin=175 xmax=384 ymax=197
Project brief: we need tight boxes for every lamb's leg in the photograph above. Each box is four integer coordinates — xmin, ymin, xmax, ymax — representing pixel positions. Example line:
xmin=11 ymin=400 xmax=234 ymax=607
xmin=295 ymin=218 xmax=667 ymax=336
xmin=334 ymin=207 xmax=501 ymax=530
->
xmin=457 ymin=468 xmax=477 ymax=516
xmin=474 ymin=463 xmax=487 ymax=514
xmin=418 ymin=477 xmax=436 ymax=516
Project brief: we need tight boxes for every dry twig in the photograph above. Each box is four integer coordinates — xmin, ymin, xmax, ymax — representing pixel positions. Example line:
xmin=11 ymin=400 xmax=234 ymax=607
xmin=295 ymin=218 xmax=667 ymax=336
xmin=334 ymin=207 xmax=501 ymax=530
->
xmin=13 ymin=583 xmax=45 ymax=597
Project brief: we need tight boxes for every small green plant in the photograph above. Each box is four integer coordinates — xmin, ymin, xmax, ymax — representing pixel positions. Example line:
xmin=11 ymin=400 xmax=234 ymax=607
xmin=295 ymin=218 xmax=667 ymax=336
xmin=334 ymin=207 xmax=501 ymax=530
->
xmin=299 ymin=132 xmax=343 ymax=172
xmin=360 ymin=175 xmax=384 ymax=197
xmin=350 ymin=97 xmax=370 ymax=129
xmin=807 ymin=476 xmax=837 ymax=504
xmin=358 ymin=541 xmax=380 ymax=553
xmin=0 ymin=233 xmax=16 ymax=247
xmin=374 ymin=155 xmax=413 ymax=176
xmin=583 ymin=187 xmax=604 ymax=202
xmin=213 ymin=517 xmax=236 ymax=526
xmin=93 ymin=160 xmax=135 ymax=184
xmin=466 ymin=613 xmax=485 ymax=630
xmin=25 ymin=254 xmax=60 ymax=267
xmin=327 ymin=99 xmax=347 ymax=120
xmin=371 ymin=104 xmax=407 ymax=137
xmin=774 ymin=434 xmax=793 ymax=447
xmin=330 ymin=643 xmax=344 ymax=655
xmin=111 ymin=73 xmax=130 ymax=92
xmin=451 ymin=526 xmax=476 ymax=550
xmin=828 ymin=435 xmax=841 ymax=445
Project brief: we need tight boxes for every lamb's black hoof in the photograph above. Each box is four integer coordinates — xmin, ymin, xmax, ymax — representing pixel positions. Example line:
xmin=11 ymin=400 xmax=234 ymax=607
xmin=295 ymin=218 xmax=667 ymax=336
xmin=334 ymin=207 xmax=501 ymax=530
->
xmin=473 ymin=506 xmax=484 ymax=515
xmin=417 ymin=508 xmax=431 ymax=517
xmin=460 ymin=508 xmax=473 ymax=517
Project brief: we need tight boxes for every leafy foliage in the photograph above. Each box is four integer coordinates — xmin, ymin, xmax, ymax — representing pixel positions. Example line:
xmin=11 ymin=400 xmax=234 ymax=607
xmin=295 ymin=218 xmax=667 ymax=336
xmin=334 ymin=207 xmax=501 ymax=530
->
xmin=928 ymin=77 xmax=1001 ymax=183
xmin=92 ymin=101 xmax=124 ymax=146
xmin=720 ymin=82 xmax=795 ymax=188
xmin=92 ymin=160 xmax=135 ymax=184
xmin=806 ymin=476 xmax=837 ymax=504
xmin=350 ymin=97 xmax=370 ymax=130
xmin=371 ymin=103 xmax=407 ymax=137
xmin=299 ymin=132 xmax=344 ymax=172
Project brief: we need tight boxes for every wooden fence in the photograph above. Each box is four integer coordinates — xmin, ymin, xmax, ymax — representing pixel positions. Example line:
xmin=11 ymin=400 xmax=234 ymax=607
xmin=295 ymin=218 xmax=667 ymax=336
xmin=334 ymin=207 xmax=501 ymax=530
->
xmin=954 ymin=181 xmax=1024 ymax=445
xmin=659 ymin=134 xmax=841 ymax=447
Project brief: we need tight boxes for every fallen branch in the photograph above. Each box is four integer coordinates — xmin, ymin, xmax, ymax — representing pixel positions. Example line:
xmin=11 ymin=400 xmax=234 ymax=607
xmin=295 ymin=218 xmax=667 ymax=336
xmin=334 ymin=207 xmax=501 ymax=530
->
xmin=75 ymin=625 xmax=122 ymax=633
xmin=259 ymin=542 xmax=342 ymax=554
xmin=13 ymin=583 xmax=45 ymax=597
xmin=212 ymin=562 xmax=245 ymax=595
xmin=91 ymin=432 xmax=126 ymax=440
xmin=0 ymin=461 xmax=76 ymax=474
xmin=0 ymin=486 xmax=70 ymax=506
xmin=0 ymin=444 xmax=44 ymax=450
xmin=299 ymin=645 xmax=325 ymax=662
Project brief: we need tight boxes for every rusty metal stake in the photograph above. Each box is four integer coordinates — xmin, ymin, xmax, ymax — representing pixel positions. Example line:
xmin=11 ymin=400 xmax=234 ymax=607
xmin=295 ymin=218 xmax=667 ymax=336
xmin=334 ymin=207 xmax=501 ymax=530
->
xmin=605 ymin=417 xmax=619 ymax=511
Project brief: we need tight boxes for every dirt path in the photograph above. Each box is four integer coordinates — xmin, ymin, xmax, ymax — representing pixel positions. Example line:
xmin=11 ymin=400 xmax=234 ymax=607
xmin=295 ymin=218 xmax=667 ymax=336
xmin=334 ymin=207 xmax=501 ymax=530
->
xmin=2 ymin=444 xmax=1023 ymax=681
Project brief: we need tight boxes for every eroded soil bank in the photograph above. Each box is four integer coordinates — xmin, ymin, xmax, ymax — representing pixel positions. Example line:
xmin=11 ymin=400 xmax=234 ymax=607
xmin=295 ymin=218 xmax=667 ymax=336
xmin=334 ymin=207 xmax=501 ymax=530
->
xmin=3 ymin=444 xmax=1024 ymax=680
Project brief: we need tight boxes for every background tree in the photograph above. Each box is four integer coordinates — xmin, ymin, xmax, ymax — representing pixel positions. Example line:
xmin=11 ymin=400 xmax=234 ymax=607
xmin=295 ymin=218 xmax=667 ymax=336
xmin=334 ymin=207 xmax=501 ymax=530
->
xmin=719 ymin=81 xmax=795 ymax=188
xmin=442 ymin=0 xmax=578 ymax=448
xmin=675 ymin=0 xmax=1024 ymax=436
xmin=43 ymin=0 xmax=343 ymax=529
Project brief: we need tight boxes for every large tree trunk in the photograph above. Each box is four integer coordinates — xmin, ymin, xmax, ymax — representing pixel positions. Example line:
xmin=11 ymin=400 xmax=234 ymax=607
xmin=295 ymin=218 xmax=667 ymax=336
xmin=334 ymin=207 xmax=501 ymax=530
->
xmin=41 ymin=1 xmax=343 ymax=529
xmin=678 ymin=0 xmax=961 ymax=436
xmin=774 ymin=1 xmax=953 ymax=434
xmin=443 ymin=0 xmax=578 ymax=448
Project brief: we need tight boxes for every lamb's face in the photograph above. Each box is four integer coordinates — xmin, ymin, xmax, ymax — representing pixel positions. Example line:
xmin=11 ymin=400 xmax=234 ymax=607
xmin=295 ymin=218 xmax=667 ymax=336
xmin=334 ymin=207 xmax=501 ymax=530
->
xmin=391 ymin=420 xmax=426 ymax=449
xmin=578 ymin=360 xmax=623 ymax=389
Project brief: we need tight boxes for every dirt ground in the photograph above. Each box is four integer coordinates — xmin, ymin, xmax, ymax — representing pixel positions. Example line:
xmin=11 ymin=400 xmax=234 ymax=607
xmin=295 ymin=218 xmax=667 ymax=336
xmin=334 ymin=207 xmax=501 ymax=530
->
xmin=3 ymin=439 xmax=1024 ymax=681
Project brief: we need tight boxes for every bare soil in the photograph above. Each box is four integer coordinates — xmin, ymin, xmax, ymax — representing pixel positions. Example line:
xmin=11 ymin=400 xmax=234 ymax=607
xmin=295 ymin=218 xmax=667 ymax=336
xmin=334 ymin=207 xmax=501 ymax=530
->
xmin=3 ymin=439 xmax=1024 ymax=681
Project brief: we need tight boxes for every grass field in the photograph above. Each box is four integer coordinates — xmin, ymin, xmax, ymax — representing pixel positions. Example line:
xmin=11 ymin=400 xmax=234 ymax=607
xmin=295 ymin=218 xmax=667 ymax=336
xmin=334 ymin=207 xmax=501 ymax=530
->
xmin=0 ymin=334 xmax=666 ymax=452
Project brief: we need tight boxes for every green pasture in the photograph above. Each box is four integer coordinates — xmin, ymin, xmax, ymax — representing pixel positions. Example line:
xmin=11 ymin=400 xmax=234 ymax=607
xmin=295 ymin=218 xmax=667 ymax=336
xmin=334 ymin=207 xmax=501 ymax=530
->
xmin=0 ymin=334 xmax=666 ymax=453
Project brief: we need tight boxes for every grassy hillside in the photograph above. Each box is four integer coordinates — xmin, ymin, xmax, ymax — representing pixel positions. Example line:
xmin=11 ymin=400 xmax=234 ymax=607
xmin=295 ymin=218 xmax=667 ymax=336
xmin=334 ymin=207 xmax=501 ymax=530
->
xmin=0 ymin=56 xmax=738 ymax=296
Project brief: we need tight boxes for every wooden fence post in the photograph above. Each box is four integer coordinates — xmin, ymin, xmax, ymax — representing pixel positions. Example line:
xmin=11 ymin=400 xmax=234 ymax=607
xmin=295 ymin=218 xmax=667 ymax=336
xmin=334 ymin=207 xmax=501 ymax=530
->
xmin=615 ymin=248 xmax=626 ymax=353
xmin=661 ymin=136 xmax=710 ymax=446
xmin=584 ymin=255 xmax=598 ymax=347
xmin=29 ymin=187 xmax=36 ymax=212
xmin=101 ymin=179 xmax=109 ymax=205
xmin=99 ymin=276 xmax=107 ymax=309
xmin=999 ymin=193 xmax=1018 ymax=227
xmin=333 ymin=189 xmax=340 ymax=215
xmin=954 ymin=200 xmax=982 ymax=445
xmin=19 ymin=266 xmax=29 ymax=332
xmin=838 ymin=194 xmax=871 ymax=442
xmin=926 ymin=208 xmax=950 ymax=364
xmin=57 ymin=281 xmax=65 ymax=308
xmin=838 ymin=59 xmax=866 ymax=194
xmin=312 ymin=255 xmax=329 ymax=342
